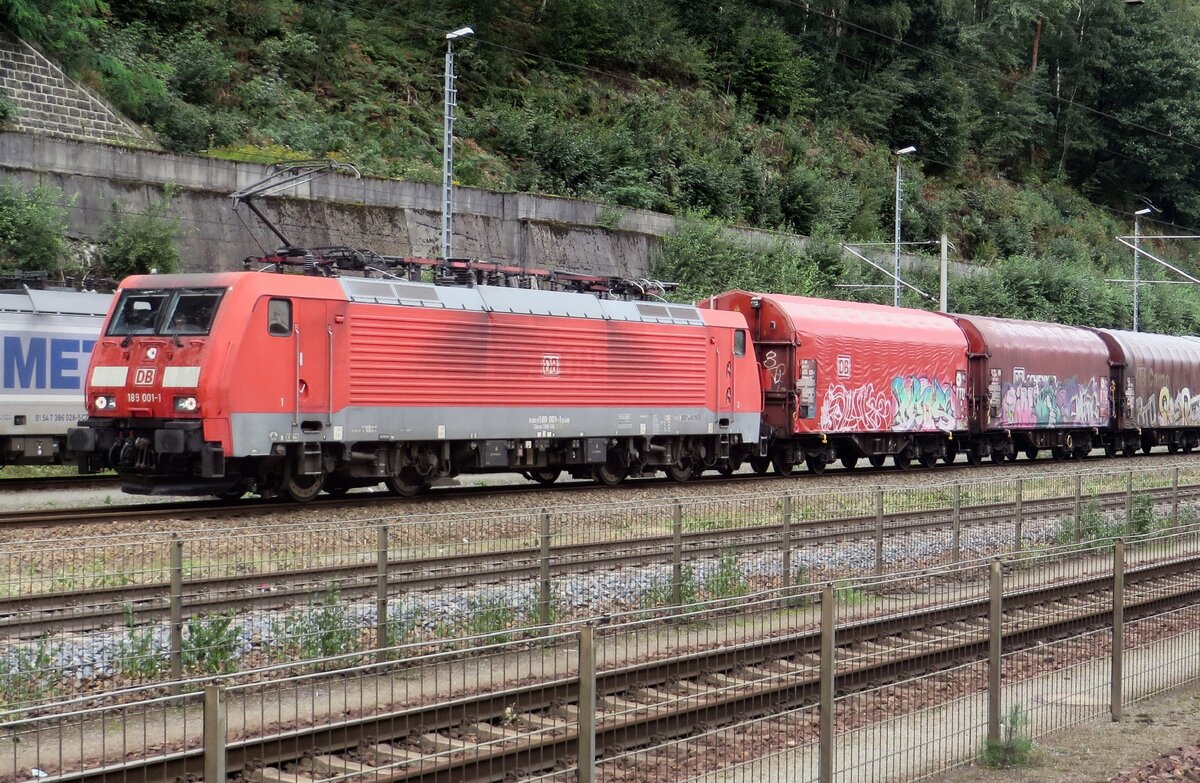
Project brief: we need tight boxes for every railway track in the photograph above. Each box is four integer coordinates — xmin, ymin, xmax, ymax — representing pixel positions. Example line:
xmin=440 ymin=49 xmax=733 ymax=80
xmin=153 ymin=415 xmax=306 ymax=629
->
xmin=42 ymin=546 xmax=1200 ymax=783
xmin=0 ymin=448 xmax=1187 ymax=528
xmin=6 ymin=483 xmax=1193 ymax=639
xmin=0 ymin=474 xmax=120 ymax=493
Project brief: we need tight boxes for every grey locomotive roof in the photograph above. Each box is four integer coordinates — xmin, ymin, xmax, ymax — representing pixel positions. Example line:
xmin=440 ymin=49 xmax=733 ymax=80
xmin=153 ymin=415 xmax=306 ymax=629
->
xmin=339 ymin=278 xmax=702 ymax=325
xmin=0 ymin=289 xmax=112 ymax=316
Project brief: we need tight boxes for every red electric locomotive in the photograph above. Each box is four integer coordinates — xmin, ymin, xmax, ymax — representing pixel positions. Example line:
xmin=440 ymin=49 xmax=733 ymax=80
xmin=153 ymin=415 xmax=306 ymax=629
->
xmin=68 ymin=272 xmax=763 ymax=500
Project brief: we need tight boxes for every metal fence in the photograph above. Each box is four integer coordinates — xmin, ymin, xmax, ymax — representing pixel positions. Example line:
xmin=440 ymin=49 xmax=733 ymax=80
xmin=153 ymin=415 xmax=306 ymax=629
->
xmin=6 ymin=511 xmax=1200 ymax=783
xmin=1 ymin=462 xmax=1198 ymax=716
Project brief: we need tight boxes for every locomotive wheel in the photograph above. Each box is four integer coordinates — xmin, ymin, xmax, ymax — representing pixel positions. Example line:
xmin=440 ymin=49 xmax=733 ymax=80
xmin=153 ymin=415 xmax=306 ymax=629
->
xmin=771 ymin=454 xmax=794 ymax=476
xmin=323 ymin=483 xmax=350 ymax=497
xmin=666 ymin=464 xmax=694 ymax=482
xmin=283 ymin=466 xmax=324 ymax=503
xmin=384 ymin=467 xmax=429 ymax=497
xmin=806 ymin=456 xmax=826 ymax=475
xmin=750 ymin=456 xmax=771 ymax=475
xmin=868 ymin=455 xmax=887 ymax=469
xmin=531 ymin=469 xmax=561 ymax=486
xmin=593 ymin=461 xmax=626 ymax=486
xmin=919 ymin=450 xmax=938 ymax=469
xmin=840 ymin=455 xmax=858 ymax=470
xmin=717 ymin=460 xmax=738 ymax=476
xmin=1025 ymin=447 xmax=1038 ymax=461
xmin=215 ymin=486 xmax=246 ymax=501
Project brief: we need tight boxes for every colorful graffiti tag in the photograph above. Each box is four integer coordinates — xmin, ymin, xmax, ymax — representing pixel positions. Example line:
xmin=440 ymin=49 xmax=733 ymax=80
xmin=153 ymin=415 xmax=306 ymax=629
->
xmin=999 ymin=376 xmax=1109 ymax=427
xmin=819 ymin=382 xmax=895 ymax=431
xmin=1132 ymin=386 xmax=1200 ymax=427
xmin=819 ymin=376 xmax=962 ymax=432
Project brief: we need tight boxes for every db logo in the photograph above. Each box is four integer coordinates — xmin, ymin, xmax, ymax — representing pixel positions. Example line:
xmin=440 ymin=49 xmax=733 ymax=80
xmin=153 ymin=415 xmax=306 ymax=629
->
xmin=134 ymin=367 xmax=157 ymax=386
xmin=836 ymin=355 xmax=852 ymax=379
xmin=542 ymin=354 xmax=561 ymax=376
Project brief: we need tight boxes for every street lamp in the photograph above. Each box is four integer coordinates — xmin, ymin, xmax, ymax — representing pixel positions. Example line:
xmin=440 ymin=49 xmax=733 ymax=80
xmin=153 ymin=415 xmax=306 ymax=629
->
xmin=1133 ymin=202 xmax=1161 ymax=331
xmin=441 ymin=26 xmax=474 ymax=269
xmin=893 ymin=146 xmax=917 ymax=307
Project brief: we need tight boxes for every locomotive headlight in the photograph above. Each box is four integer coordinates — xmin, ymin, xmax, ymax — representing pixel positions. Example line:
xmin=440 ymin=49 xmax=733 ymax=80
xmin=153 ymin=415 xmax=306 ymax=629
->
xmin=93 ymin=395 xmax=116 ymax=411
xmin=174 ymin=396 xmax=198 ymax=413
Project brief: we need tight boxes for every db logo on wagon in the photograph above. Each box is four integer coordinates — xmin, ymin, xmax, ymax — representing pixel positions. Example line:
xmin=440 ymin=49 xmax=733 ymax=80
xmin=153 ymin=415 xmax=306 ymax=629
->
xmin=134 ymin=367 xmax=157 ymax=386
xmin=542 ymin=354 xmax=560 ymax=376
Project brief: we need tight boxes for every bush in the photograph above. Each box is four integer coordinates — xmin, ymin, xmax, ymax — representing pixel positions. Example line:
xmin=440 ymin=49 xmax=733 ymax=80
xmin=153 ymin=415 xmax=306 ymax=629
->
xmin=99 ymin=189 xmax=182 ymax=279
xmin=0 ymin=95 xmax=16 ymax=126
xmin=981 ymin=704 xmax=1034 ymax=767
xmin=182 ymin=612 xmax=241 ymax=675
xmin=0 ymin=181 xmax=70 ymax=272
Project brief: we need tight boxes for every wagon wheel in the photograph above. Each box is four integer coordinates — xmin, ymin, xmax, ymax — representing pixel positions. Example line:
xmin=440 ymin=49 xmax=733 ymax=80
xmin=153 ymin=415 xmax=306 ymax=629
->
xmin=893 ymin=450 xmax=912 ymax=470
xmin=868 ymin=455 xmax=887 ymax=469
xmin=283 ymin=463 xmax=325 ymax=503
xmin=943 ymin=443 xmax=958 ymax=465
xmin=1050 ymin=446 xmax=1066 ymax=461
xmin=965 ymin=447 xmax=983 ymax=466
xmin=990 ymin=448 xmax=1008 ymax=464
xmin=1168 ymin=442 xmax=1180 ymax=455
xmin=1123 ymin=442 xmax=1138 ymax=458
xmin=384 ymin=466 xmax=430 ymax=497
xmin=666 ymin=463 xmax=694 ymax=482
xmin=530 ymin=468 xmax=561 ymax=486
xmin=1142 ymin=441 xmax=1155 ymax=455
xmin=771 ymin=453 xmax=795 ymax=477
xmin=749 ymin=456 xmax=771 ymax=475
xmin=1104 ymin=441 xmax=1117 ymax=457
xmin=1184 ymin=442 xmax=1195 ymax=454
xmin=1025 ymin=447 xmax=1038 ymax=461
xmin=806 ymin=456 xmax=826 ymax=475
xmin=919 ymin=450 xmax=938 ymax=469
xmin=840 ymin=455 xmax=858 ymax=470
xmin=717 ymin=460 xmax=740 ymax=476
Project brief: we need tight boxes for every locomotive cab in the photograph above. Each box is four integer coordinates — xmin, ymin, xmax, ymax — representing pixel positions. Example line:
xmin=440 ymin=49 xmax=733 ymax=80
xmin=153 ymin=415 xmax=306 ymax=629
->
xmin=69 ymin=283 xmax=230 ymax=492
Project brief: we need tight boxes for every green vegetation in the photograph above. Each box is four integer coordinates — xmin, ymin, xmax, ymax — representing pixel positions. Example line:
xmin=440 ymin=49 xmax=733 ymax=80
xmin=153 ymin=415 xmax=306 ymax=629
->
xmin=4 ymin=1 xmax=1200 ymax=326
xmin=703 ymin=550 xmax=750 ymax=599
xmin=981 ymin=704 xmax=1034 ymax=768
xmin=273 ymin=592 xmax=361 ymax=665
xmin=182 ymin=611 xmax=241 ymax=674
xmin=98 ymin=187 xmax=183 ymax=278
xmin=0 ymin=641 xmax=56 ymax=709
xmin=1130 ymin=493 xmax=1157 ymax=537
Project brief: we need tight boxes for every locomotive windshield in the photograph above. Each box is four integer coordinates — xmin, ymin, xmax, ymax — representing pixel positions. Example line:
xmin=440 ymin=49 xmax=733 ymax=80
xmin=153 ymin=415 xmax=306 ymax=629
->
xmin=107 ymin=288 xmax=225 ymax=337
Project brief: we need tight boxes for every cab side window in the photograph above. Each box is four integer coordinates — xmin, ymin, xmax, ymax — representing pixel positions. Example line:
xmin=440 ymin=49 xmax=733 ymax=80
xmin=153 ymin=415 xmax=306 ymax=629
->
xmin=734 ymin=330 xmax=746 ymax=357
xmin=268 ymin=299 xmax=292 ymax=337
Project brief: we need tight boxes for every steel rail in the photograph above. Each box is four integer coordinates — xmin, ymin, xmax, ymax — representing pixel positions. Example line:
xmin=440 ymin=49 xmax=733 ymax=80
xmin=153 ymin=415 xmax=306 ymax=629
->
xmin=4 ymin=484 xmax=1196 ymax=638
xmin=43 ymin=549 xmax=1200 ymax=783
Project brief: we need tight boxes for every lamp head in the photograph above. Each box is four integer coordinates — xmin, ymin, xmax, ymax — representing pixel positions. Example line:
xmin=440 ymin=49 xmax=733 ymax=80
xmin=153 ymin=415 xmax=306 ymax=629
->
xmin=446 ymin=26 xmax=475 ymax=40
xmin=895 ymin=146 xmax=917 ymax=156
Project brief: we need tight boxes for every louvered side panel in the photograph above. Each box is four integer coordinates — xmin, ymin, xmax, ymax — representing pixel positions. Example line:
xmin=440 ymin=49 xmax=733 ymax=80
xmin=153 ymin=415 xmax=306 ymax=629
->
xmin=346 ymin=307 xmax=713 ymax=409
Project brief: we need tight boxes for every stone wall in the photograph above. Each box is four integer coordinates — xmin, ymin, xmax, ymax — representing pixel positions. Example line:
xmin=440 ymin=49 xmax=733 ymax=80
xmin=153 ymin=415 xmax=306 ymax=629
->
xmin=0 ymin=31 xmax=155 ymax=149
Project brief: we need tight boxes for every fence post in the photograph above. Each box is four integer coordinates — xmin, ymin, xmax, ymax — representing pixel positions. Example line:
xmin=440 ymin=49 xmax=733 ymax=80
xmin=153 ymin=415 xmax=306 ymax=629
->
xmin=375 ymin=525 xmax=389 ymax=662
xmin=1172 ymin=466 xmax=1180 ymax=527
xmin=539 ymin=510 xmax=552 ymax=629
xmin=1125 ymin=471 xmax=1134 ymax=532
xmin=819 ymin=584 xmax=836 ymax=783
xmin=203 ymin=682 xmax=227 ymax=783
xmin=1074 ymin=475 xmax=1083 ymax=542
xmin=578 ymin=626 xmax=597 ymax=783
xmin=169 ymin=535 xmax=183 ymax=691
xmin=951 ymin=484 xmax=962 ymax=564
xmin=782 ymin=495 xmax=793 ymax=590
xmin=1014 ymin=479 xmax=1024 ymax=552
xmin=1111 ymin=539 xmax=1125 ymax=722
xmin=672 ymin=502 xmax=683 ymax=608
xmin=874 ymin=489 xmax=885 ymax=575
xmin=988 ymin=560 xmax=1002 ymax=745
